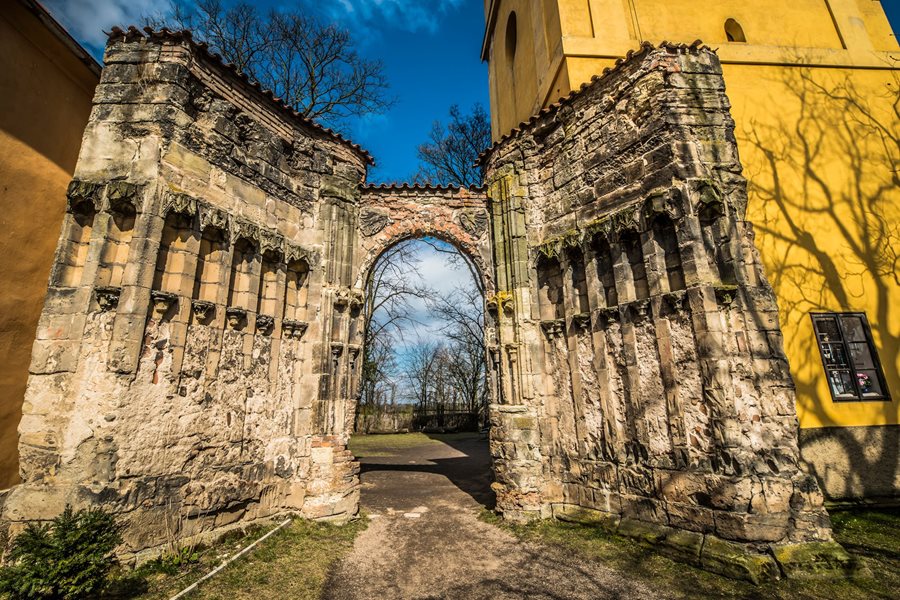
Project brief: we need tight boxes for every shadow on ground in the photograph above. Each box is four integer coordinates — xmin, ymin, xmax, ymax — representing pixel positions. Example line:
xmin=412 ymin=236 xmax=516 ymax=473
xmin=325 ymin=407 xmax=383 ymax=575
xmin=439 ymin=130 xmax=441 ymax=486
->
xmin=357 ymin=432 xmax=496 ymax=510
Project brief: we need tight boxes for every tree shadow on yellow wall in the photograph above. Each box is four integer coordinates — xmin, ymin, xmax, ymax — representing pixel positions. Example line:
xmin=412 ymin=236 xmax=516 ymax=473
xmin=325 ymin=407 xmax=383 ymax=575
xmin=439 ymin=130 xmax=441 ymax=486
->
xmin=740 ymin=59 xmax=899 ymax=499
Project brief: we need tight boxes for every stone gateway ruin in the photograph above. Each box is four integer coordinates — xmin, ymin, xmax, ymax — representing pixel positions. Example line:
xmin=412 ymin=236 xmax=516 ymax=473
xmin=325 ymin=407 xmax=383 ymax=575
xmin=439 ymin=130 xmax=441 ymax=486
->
xmin=6 ymin=29 xmax=851 ymax=580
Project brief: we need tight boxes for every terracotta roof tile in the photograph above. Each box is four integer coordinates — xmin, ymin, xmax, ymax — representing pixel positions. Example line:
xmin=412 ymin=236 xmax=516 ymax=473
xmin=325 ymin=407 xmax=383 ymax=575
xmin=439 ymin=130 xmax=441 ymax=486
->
xmin=361 ymin=183 xmax=487 ymax=193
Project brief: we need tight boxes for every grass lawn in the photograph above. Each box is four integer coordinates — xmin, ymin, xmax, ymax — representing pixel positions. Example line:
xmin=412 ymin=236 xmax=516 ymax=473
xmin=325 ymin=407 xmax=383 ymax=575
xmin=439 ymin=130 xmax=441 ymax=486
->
xmin=104 ymin=517 xmax=366 ymax=599
xmin=349 ymin=431 xmax=481 ymax=458
xmin=482 ymin=506 xmax=900 ymax=599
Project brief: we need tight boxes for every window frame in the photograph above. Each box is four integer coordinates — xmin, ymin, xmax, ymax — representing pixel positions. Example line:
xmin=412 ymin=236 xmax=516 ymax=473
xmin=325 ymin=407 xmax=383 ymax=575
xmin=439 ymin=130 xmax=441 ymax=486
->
xmin=810 ymin=312 xmax=891 ymax=402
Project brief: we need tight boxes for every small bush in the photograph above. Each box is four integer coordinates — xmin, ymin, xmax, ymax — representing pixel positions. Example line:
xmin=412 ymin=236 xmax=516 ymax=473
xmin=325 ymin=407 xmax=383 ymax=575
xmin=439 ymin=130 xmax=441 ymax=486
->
xmin=145 ymin=545 xmax=201 ymax=576
xmin=0 ymin=505 xmax=122 ymax=600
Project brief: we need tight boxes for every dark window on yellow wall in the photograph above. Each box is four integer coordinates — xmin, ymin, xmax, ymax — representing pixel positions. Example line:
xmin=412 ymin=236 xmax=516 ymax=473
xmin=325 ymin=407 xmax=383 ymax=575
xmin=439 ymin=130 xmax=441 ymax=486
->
xmin=811 ymin=312 xmax=890 ymax=402
xmin=725 ymin=18 xmax=747 ymax=43
xmin=505 ymin=12 xmax=518 ymax=63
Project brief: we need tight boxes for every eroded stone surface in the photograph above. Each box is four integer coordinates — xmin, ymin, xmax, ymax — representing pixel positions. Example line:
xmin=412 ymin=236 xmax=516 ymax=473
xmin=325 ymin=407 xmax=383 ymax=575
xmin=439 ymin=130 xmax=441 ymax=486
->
xmin=8 ymin=33 xmax=841 ymax=576
xmin=480 ymin=44 xmax=842 ymax=577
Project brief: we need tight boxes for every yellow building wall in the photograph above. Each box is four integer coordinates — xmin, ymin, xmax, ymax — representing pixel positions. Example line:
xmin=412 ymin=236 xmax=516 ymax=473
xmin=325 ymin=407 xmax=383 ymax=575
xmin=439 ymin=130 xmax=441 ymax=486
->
xmin=485 ymin=0 xmax=566 ymax=139
xmin=0 ymin=2 xmax=98 ymax=487
xmin=484 ymin=0 xmax=899 ymax=431
xmin=724 ymin=63 xmax=899 ymax=430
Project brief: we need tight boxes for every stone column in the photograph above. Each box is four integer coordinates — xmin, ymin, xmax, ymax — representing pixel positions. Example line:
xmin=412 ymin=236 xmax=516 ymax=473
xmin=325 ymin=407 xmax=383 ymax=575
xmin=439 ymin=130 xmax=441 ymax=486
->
xmin=584 ymin=244 xmax=625 ymax=461
xmin=560 ymin=251 xmax=590 ymax=457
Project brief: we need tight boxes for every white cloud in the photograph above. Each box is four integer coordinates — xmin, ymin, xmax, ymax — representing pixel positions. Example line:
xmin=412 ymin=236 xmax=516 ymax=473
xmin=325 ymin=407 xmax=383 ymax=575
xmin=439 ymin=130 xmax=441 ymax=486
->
xmin=322 ymin=0 xmax=465 ymax=34
xmin=371 ymin=239 xmax=479 ymax=356
xmin=44 ymin=0 xmax=171 ymax=48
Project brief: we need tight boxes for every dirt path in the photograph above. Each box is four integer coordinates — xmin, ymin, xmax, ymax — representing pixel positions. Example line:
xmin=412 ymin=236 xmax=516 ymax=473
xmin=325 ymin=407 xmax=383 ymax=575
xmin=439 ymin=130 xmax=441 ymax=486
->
xmin=324 ymin=433 xmax=657 ymax=600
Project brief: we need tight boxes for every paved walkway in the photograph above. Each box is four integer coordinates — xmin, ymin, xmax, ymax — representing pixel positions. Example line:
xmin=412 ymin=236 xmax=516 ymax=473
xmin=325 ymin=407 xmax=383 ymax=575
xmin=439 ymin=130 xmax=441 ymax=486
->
xmin=324 ymin=433 xmax=656 ymax=600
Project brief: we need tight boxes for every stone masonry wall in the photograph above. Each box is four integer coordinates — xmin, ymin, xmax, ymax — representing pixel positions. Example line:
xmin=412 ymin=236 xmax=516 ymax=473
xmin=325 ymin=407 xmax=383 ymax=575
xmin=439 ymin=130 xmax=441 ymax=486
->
xmin=7 ymin=30 xmax=851 ymax=580
xmin=482 ymin=44 xmax=847 ymax=581
xmin=6 ymin=29 xmax=368 ymax=557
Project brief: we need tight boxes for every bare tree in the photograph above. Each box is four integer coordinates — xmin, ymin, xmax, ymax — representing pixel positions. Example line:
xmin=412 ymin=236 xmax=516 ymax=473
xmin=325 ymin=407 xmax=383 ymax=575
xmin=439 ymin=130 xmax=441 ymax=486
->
xmin=742 ymin=61 xmax=899 ymax=498
xmin=362 ymin=242 xmax=434 ymax=348
xmin=404 ymin=340 xmax=442 ymax=416
xmin=428 ymin=281 xmax=488 ymax=418
xmin=415 ymin=103 xmax=492 ymax=187
xmin=355 ymin=333 xmax=400 ymax=433
xmin=356 ymin=241 xmax=435 ymax=432
xmin=155 ymin=0 xmax=392 ymax=128
xmin=357 ymin=239 xmax=488 ymax=432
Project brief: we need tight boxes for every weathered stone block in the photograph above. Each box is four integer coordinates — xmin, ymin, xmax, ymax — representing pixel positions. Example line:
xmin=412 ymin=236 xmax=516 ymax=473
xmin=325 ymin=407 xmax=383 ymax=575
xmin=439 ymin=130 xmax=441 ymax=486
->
xmin=701 ymin=535 xmax=780 ymax=584
xmin=715 ymin=510 xmax=790 ymax=543
xmin=552 ymin=503 xmax=620 ymax=532
xmin=771 ymin=541 xmax=862 ymax=579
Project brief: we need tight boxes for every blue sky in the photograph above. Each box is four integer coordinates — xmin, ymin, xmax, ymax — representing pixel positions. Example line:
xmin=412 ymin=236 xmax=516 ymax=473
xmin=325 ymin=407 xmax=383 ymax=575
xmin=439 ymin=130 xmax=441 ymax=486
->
xmin=43 ymin=0 xmax=490 ymax=184
xmin=38 ymin=1 xmax=900 ymax=383
xmin=45 ymin=0 xmax=900 ymax=182
xmin=888 ymin=3 xmax=900 ymax=36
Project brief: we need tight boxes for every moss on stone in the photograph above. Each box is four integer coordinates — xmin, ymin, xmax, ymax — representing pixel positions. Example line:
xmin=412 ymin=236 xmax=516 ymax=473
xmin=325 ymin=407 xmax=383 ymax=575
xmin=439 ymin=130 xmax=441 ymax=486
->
xmin=552 ymin=503 xmax=620 ymax=533
xmin=771 ymin=541 xmax=862 ymax=579
xmin=617 ymin=517 xmax=671 ymax=546
xmin=700 ymin=535 xmax=780 ymax=585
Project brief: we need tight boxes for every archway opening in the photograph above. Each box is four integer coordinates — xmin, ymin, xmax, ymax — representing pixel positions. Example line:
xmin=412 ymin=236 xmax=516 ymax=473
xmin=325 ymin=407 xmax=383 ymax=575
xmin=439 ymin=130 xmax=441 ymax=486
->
xmin=349 ymin=236 xmax=496 ymax=511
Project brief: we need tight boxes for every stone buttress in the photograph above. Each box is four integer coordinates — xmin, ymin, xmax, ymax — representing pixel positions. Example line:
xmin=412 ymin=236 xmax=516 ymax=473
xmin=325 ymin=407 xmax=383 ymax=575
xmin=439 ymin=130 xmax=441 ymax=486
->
xmin=6 ymin=29 xmax=367 ymax=557
xmin=480 ymin=43 xmax=854 ymax=581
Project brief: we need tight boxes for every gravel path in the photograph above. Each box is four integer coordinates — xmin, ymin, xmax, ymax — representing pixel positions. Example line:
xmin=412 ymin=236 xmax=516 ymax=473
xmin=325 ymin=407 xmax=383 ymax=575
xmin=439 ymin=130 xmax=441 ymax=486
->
xmin=324 ymin=433 xmax=657 ymax=600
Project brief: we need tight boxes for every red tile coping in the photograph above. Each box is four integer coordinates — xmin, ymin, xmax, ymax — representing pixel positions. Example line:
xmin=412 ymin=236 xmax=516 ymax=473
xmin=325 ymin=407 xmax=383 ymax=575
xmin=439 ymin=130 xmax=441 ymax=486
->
xmin=361 ymin=183 xmax=487 ymax=193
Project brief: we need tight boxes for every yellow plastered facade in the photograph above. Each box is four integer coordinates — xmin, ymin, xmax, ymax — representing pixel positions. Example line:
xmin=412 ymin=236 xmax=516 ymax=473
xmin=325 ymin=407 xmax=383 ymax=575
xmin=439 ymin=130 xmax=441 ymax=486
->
xmin=0 ymin=1 xmax=99 ymax=487
xmin=483 ymin=0 xmax=899 ymax=430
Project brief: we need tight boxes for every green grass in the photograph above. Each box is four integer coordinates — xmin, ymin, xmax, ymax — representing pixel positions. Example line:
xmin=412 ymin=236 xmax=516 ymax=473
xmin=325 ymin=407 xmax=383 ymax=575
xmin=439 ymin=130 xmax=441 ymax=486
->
xmin=349 ymin=431 xmax=483 ymax=458
xmin=104 ymin=517 xmax=366 ymax=599
xmin=480 ymin=507 xmax=900 ymax=599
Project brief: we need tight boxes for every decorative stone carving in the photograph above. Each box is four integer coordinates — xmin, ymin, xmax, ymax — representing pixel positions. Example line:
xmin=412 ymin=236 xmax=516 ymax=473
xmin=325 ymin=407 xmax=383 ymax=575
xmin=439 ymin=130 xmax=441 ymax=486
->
xmin=486 ymin=291 xmax=513 ymax=317
xmin=457 ymin=209 xmax=489 ymax=237
xmin=150 ymin=291 xmax=178 ymax=318
xmin=661 ymin=290 xmax=688 ymax=315
xmin=255 ymin=314 xmax=275 ymax=335
xmin=643 ymin=189 xmax=684 ymax=222
xmin=95 ymin=286 xmax=121 ymax=311
xmin=232 ymin=219 xmax=261 ymax=248
xmin=198 ymin=205 xmax=229 ymax=235
xmin=190 ymin=300 xmax=214 ymax=322
xmin=163 ymin=191 xmax=198 ymax=216
xmin=283 ymin=243 xmax=309 ymax=265
xmin=66 ymin=180 xmax=103 ymax=213
xmin=225 ymin=307 xmax=247 ymax=330
xmin=106 ymin=181 xmax=140 ymax=214
xmin=348 ymin=345 xmax=361 ymax=369
xmin=333 ymin=287 xmax=361 ymax=309
xmin=714 ymin=284 xmax=739 ymax=307
xmin=359 ymin=208 xmax=391 ymax=236
xmin=623 ymin=298 xmax=651 ymax=322
xmin=258 ymin=230 xmax=284 ymax=259
xmin=282 ymin=319 xmax=308 ymax=339
xmin=348 ymin=289 xmax=365 ymax=309
xmin=596 ymin=306 xmax=620 ymax=325
xmin=540 ymin=318 xmax=565 ymax=337
xmin=696 ymin=180 xmax=725 ymax=212
xmin=571 ymin=313 xmax=591 ymax=330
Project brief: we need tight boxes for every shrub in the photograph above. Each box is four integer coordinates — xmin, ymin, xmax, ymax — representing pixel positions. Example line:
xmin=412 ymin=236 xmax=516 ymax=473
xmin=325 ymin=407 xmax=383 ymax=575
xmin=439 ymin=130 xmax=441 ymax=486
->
xmin=0 ymin=506 xmax=122 ymax=600
xmin=145 ymin=545 xmax=201 ymax=576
